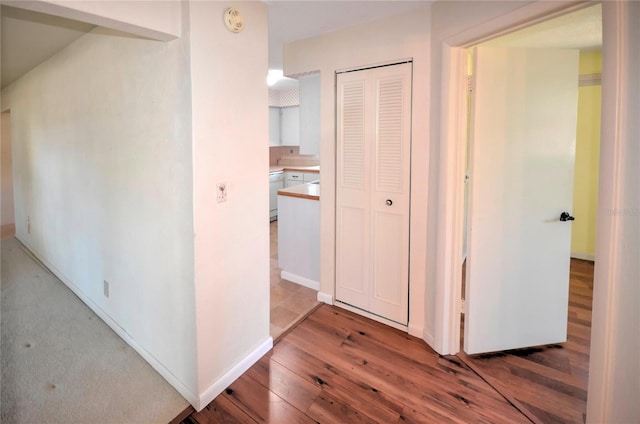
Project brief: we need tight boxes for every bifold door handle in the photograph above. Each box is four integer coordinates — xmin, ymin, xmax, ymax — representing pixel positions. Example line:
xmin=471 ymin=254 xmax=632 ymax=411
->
xmin=560 ymin=212 xmax=575 ymax=222
xmin=386 ymin=199 xmax=393 ymax=206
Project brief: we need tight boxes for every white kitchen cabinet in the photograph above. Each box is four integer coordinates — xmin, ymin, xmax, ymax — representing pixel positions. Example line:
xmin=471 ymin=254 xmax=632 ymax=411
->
xmin=269 ymin=107 xmax=281 ymax=147
xmin=284 ymin=171 xmax=318 ymax=187
xmin=303 ymin=172 xmax=319 ymax=183
xmin=269 ymin=172 xmax=284 ymax=220
xmin=299 ymin=74 xmax=321 ymax=155
xmin=280 ymin=106 xmax=300 ymax=146
xmin=284 ymin=171 xmax=303 ymax=188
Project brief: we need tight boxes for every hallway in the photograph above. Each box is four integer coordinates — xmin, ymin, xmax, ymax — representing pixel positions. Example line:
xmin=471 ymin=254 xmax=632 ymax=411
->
xmin=0 ymin=238 xmax=188 ymax=423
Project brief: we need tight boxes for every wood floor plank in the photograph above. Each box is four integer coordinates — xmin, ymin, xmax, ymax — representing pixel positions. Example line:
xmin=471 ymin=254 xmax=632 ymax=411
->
xmin=285 ymin=312 xmax=528 ymax=423
xmin=307 ymin=391 xmax=380 ymax=424
xmin=185 ymin=395 xmax=256 ymax=424
xmin=223 ymin=374 xmax=315 ymax=423
xmin=243 ymin=352 xmax=321 ymax=413
xmin=459 ymin=258 xmax=593 ymax=424
xmin=271 ymin=339 xmax=406 ymax=423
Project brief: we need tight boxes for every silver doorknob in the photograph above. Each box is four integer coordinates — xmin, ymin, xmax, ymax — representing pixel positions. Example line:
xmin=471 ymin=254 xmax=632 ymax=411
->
xmin=386 ymin=199 xmax=393 ymax=206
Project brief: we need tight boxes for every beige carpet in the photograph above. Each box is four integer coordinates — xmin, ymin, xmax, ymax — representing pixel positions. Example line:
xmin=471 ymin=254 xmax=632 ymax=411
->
xmin=1 ymin=238 xmax=189 ymax=424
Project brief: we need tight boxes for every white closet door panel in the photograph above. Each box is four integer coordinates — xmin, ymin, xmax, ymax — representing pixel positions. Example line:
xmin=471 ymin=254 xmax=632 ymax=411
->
xmin=368 ymin=65 xmax=411 ymax=324
xmin=336 ymin=206 xmax=369 ymax=305
xmin=336 ymin=62 xmax=411 ymax=325
xmin=336 ymin=77 xmax=370 ymax=310
xmin=339 ymin=80 xmax=367 ymax=189
xmin=370 ymin=210 xmax=408 ymax=323
xmin=376 ymin=77 xmax=406 ymax=193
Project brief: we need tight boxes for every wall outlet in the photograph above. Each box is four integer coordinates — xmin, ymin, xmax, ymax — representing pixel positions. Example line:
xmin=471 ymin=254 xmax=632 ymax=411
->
xmin=217 ymin=182 xmax=227 ymax=203
xmin=103 ymin=280 xmax=110 ymax=298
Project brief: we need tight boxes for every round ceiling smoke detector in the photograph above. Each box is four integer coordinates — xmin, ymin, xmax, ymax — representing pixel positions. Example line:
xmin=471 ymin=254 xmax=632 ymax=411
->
xmin=224 ymin=8 xmax=244 ymax=33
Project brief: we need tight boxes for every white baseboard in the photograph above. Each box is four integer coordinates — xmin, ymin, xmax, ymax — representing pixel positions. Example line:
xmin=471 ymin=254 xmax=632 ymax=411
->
xmin=423 ymin=329 xmax=435 ymax=350
xmin=334 ymin=301 xmax=408 ymax=332
xmin=317 ymin=291 xmax=334 ymax=305
xmin=408 ymin=324 xmax=424 ymax=339
xmin=14 ymin=237 xmax=200 ymax=407
xmin=280 ymin=270 xmax=319 ymax=290
xmin=196 ymin=337 xmax=273 ymax=411
xmin=571 ymin=251 xmax=595 ymax=261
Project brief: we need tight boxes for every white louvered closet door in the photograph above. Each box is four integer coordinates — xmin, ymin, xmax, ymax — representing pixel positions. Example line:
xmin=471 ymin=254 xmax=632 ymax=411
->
xmin=336 ymin=62 xmax=412 ymax=325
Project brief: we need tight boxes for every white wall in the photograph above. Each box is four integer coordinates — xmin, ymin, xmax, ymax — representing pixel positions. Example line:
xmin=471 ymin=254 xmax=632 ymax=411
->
xmin=588 ymin=2 xmax=640 ymax=422
xmin=1 ymin=111 xmax=15 ymax=226
xmin=187 ymin=1 xmax=271 ymax=409
xmin=284 ymin=5 xmax=431 ymax=340
xmin=3 ymin=0 xmax=181 ymax=41
xmin=1 ymin=22 xmax=198 ymax=401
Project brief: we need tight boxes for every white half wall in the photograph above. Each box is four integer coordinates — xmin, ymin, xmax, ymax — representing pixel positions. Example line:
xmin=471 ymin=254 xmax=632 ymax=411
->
xmin=187 ymin=1 xmax=271 ymax=410
xmin=1 ymin=23 xmax=198 ymax=400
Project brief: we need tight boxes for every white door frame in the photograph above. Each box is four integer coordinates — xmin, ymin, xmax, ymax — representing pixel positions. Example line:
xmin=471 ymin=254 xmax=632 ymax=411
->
xmin=435 ymin=0 xmax=594 ymax=356
xmin=436 ymin=0 xmax=630 ymax=421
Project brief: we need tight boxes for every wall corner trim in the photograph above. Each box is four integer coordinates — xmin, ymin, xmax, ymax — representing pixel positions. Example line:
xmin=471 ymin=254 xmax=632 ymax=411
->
xmin=408 ymin=324 xmax=424 ymax=339
xmin=196 ymin=337 xmax=273 ymax=411
xmin=423 ymin=329 xmax=436 ymax=351
xmin=317 ymin=291 xmax=334 ymax=305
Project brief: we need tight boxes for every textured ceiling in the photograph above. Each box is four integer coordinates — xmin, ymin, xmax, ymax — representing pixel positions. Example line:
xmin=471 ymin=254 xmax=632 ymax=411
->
xmin=1 ymin=6 xmax=95 ymax=89
xmin=482 ymin=3 xmax=602 ymax=50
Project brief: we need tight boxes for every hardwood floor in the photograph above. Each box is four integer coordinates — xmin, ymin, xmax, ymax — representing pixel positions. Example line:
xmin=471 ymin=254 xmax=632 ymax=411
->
xmin=458 ymin=259 xmax=593 ymax=424
xmin=181 ymin=259 xmax=593 ymax=424
xmin=184 ymin=305 xmax=529 ymax=423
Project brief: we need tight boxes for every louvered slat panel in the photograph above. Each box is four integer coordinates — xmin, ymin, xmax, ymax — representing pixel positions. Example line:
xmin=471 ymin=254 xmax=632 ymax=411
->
xmin=341 ymin=82 xmax=365 ymax=189
xmin=376 ymin=78 xmax=404 ymax=192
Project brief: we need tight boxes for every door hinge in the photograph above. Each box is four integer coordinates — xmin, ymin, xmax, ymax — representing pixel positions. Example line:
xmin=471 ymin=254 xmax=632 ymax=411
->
xmin=467 ymin=75 xmax=473 ymax=93
xmin=459 ymin=298 xmax=466 ymax=314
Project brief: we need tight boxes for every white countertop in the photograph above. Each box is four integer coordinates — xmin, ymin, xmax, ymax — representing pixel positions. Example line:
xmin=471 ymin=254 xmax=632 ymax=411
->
xmin=269 ymin=165 xmax=320 ymax=174
xmin=278 ymin=182 xmax=320 ymax=200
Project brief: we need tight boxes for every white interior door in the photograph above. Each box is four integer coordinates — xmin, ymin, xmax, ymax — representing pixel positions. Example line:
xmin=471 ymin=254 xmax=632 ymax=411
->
xmin=335 ymin=63 xmax=412 ymax=325
xmin=464 ymin=47 xmax=579 ymax=354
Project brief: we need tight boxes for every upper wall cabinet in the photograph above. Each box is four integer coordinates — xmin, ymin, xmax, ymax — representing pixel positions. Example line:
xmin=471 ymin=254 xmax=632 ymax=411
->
xmin=269 ymin=107 xmax=281 ymax=146
xmin=298 ymin=74 xmax=321 ymax=155
xmin=280 ymin=106 xmax=300 ymax=146
xmin=269 ymin=86 xmax=300 ymax=147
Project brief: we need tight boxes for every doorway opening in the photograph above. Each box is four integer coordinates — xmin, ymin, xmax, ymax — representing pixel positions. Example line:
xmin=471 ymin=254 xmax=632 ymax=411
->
xmin=267 ymin=73 xmax=322 ymax=340
xmin=455 ymin=4 xmax=601 ymax=422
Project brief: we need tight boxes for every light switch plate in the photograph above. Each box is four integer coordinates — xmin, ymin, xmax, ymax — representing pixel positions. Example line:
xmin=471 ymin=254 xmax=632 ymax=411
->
xmin=217 ymin=182 xmax=227 ymax=203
